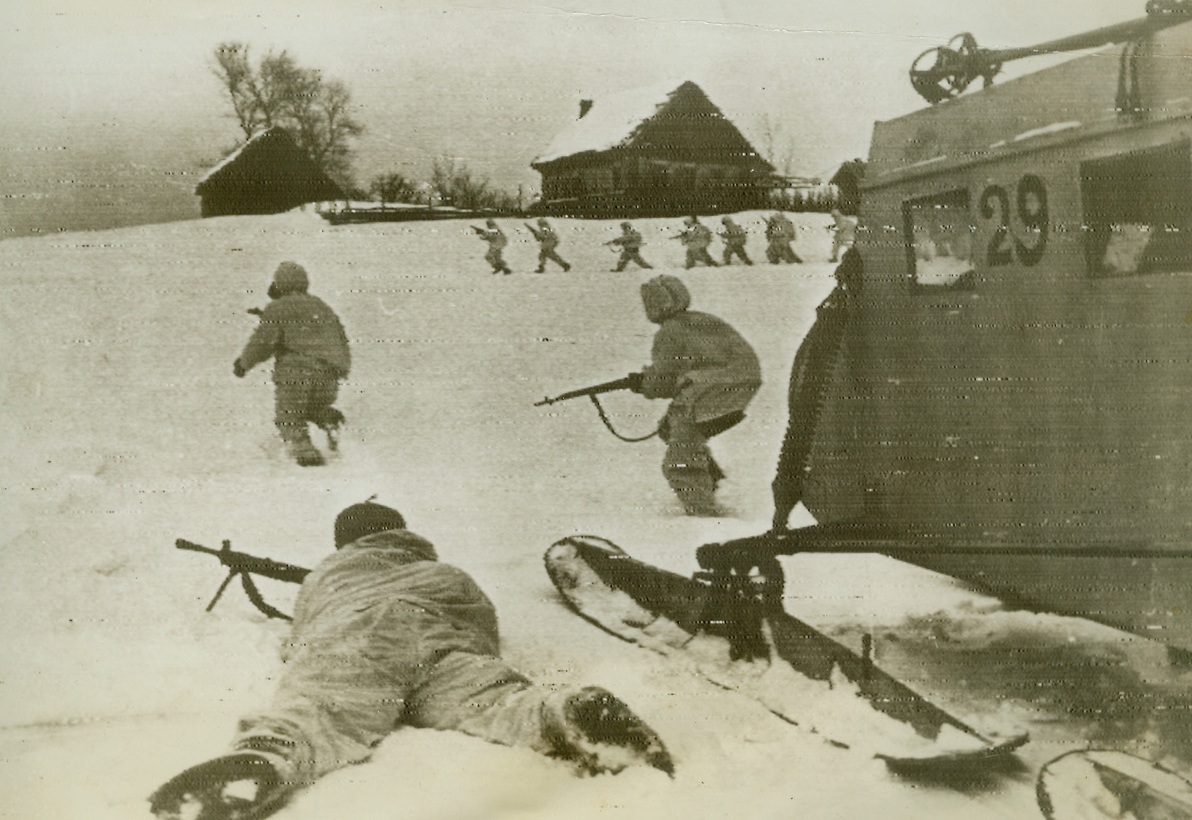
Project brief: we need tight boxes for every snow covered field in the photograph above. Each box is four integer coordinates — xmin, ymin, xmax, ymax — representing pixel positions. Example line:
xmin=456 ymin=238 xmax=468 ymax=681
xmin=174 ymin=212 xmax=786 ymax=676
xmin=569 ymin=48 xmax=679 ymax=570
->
xmin=1 ymin=211 xmax=1188 ymax=819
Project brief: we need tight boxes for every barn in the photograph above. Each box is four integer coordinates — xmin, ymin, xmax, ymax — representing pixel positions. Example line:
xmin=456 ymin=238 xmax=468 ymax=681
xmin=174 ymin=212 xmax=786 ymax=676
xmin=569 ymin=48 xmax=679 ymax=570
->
xmin=195 ymin=128 xmax=345 ymax=218
xmin=531 ymin=80 xmax=775 ymax=218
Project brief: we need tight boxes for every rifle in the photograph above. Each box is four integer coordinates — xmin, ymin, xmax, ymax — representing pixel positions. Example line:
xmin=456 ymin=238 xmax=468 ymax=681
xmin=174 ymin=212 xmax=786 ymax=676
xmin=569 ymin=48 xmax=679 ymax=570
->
xmin=176 ymin=538 xmax=310 ymax=621
xmin=534 ymin=373 xmax=641 ymax=407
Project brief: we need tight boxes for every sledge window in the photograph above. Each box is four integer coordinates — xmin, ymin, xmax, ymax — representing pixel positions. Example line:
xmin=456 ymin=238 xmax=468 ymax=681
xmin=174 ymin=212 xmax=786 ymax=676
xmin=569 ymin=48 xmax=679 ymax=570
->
xmin=901 ymin=189 xmax=976 ymax=291
xmin=1081 ymin=139 xmax=1192 ymax=277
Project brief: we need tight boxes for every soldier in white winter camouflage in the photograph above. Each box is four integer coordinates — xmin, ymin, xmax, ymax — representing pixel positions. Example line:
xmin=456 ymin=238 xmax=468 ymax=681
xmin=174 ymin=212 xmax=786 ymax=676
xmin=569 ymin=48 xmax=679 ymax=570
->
xmin=675 ymin=216 xmax=719 ymax=269
xmin=474 ymin=218 xmax=513 ymax=274
xmin=607 ymin=222 xmax=653 ymax=271
xmin=634 ymin=275 xmax=761 ymax=516
xmin=765 ymin=212 xmax=802 ymax=264
xmin=526 ymin=217 xmax=571 ymax=272
xmin=234 ymin=262 xmax=350 ymax=467
xmin=149 ymin=502 xmax=673 ymax=820
xmin=719 ymin=216 xmax=753 ymax=265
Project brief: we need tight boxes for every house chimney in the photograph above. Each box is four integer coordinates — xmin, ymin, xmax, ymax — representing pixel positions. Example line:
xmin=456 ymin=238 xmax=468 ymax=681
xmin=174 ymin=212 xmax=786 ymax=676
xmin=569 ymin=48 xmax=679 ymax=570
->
xmin=578 ymin=99 xmax=593 ymax=119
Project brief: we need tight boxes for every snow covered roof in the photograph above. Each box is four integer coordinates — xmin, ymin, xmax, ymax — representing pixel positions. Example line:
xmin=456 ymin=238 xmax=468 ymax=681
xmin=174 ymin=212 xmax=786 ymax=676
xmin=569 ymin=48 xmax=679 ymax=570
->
xmin=194 ymin=126 xmax=344 ymax=215
xmin=533 ymin=79 xmax=747 ymax=168
xmin=196 ymin=128 xmax=276 ymax=186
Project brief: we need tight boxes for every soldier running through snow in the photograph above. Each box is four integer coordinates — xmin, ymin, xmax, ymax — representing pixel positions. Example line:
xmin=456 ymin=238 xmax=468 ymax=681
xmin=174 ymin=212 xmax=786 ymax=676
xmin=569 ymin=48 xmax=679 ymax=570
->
xmin=149 ymin=501 xmax=674 ymax=820
xmin=829 ymin=208 xmax=858 ymax=263
xmin=526 ymin=218 xmax=571 ymax=272
xmin=606 ymin=221 xmax=654 ymax=271
xmin=765 ymin=212 xmax=803 ymax=264
xmin=719 ymin=216 xmax=753 ymax=266
xmin=675 ymin=216 xmax=719 ymax=269
xmin=632 ymin=275 xmax=761 ymax=516
xmin=473 ymin=219 xmax=513 ymax=275
xmin=233 ymin=262 xmax=350 ymax=467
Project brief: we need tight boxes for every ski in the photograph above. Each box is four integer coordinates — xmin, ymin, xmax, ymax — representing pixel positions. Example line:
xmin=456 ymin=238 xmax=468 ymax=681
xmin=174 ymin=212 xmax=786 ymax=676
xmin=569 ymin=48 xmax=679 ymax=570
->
xmin=544 ymin=535 xmax=1028 ymax=773
xmin=1037 ymin=749 xmax=1192 ymax=820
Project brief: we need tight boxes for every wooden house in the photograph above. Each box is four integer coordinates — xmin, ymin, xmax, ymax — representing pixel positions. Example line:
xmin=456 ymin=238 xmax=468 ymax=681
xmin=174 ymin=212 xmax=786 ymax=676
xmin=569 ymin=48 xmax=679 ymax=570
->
xmin=195 ymin=128 xmax=344 ymax=218
xmin=531 ymin=81 xmax=775 ymax=217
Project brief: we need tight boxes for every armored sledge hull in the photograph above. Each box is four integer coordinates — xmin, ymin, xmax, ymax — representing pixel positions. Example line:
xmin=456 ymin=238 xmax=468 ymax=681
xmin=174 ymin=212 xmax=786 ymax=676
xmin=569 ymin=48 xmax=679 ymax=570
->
xmin=801 ymin=21 xmax=1192 ymax=651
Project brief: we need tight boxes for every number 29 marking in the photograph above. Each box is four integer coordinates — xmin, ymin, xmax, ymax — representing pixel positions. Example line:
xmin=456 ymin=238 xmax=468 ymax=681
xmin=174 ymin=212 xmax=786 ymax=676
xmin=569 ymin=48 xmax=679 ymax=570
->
xmin=979 ymin=175 xmax=1049 ymax=267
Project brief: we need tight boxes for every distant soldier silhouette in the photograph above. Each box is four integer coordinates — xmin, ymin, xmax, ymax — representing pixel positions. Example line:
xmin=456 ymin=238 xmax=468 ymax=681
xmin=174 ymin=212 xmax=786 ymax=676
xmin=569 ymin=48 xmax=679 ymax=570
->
xmin=606 ymin=222 xmax=653 ymax=271
xmin=765 ymin=212 xmax=802 ymax=264
xmin=719 ymin=217 xmax=753 ymax=266
xmin=675 ymin=216 xmax=719 ymax=269
xmin=829 ymin=208 xmax=858 ymax=263
xmin=474 ymin=219 xmax=513 ymax=275
xmin=526 ymin=218 xmax=571 ymax=272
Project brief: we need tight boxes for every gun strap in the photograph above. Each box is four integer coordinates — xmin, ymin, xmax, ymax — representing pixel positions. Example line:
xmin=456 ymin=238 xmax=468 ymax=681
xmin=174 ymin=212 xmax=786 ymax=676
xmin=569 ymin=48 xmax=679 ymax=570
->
xmin=239 ymin=573 xmax=293 ymax=622
xmin=588 ymin=395 xmax=659 ymax=443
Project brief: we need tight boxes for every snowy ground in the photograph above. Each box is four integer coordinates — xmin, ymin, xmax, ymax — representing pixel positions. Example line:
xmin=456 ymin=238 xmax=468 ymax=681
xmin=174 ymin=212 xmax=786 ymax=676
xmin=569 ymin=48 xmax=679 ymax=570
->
xmin=1 ymin=211 xmax=1189 ymax=819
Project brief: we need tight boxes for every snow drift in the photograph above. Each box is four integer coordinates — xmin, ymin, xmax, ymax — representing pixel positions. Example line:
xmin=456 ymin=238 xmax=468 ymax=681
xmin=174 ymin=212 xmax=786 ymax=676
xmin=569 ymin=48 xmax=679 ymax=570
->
xmin=1 ymin=210 xmax=1186 ymax=820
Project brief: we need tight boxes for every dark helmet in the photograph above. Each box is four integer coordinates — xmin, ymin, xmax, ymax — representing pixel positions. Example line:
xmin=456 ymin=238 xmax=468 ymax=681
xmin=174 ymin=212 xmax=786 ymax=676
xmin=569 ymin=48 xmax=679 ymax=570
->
xmin=334 ymin=501 xmax=406 ymax=549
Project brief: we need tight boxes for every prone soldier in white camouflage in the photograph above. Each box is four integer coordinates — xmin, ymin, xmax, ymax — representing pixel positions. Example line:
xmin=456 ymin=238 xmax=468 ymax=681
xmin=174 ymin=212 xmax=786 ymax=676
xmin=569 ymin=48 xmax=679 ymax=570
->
xmin=150 ymin=502 xmax=673 ymax=820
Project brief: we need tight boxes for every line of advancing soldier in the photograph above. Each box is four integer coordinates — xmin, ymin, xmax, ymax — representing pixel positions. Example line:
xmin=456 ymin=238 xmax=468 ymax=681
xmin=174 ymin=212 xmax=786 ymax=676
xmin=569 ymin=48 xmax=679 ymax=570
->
xmin=472 ymin=214 xmax=808 ymax=274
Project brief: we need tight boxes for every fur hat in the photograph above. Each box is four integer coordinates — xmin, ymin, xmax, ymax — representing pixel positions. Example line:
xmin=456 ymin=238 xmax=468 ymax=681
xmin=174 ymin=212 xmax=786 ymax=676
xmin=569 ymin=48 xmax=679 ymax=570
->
xmin=268 ymin=261 xmax=309 ymax=299
xmin=640 ymin=274 xmax=691 ymax=324
xmin=334 ymin=501 xmax=406 ymax=548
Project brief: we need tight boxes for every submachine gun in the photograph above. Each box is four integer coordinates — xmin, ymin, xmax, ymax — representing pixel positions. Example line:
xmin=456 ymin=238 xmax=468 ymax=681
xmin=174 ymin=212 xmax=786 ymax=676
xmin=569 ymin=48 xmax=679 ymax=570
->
xmin=910 ymin=0 xmax=1192 ymax=104
xmin=175 ymin=538 xmax=310 ymax=621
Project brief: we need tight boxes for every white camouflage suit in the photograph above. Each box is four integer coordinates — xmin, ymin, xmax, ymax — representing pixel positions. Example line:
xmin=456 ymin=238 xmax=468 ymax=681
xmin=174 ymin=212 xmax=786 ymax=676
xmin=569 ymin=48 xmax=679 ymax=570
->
xmin=232 ymin=528 xmax=571 ymax=783
xmin=639 ymin=275 xmax=762 ymax=515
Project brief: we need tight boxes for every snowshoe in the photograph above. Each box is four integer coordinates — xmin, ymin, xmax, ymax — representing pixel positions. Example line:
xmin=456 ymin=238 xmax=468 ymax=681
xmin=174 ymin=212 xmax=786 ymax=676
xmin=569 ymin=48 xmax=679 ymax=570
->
xmin=149 ymin=752 xmax=287 ymax=820
xmin=546 ymin=686 xmax=674 ymax=777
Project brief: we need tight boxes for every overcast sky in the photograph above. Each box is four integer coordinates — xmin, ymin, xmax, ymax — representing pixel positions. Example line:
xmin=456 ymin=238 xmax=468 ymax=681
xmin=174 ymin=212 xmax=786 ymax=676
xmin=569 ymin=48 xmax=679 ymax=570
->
xmin=0 ymin=0 xmax=1143 ymax=234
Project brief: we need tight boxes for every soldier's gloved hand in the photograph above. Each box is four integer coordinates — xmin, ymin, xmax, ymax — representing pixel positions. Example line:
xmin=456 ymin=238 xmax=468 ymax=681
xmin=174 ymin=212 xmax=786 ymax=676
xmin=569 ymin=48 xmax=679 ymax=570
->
xmin=626 ymin=372 xmax=644 ymax=393
xmin=233 ymin=359 xmax=246 ymax=378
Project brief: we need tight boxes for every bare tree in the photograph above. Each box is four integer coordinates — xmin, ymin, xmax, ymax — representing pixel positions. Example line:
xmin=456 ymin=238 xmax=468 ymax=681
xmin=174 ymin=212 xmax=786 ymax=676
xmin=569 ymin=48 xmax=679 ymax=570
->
xmin=429 ymin=158 xmax=519 ymax=212
xmin=754 ymin=113 xmax=799 ymax=178
xmin=369 ymin=172 xmax=420 ymax=207
xmin=211 ymin=42 xmax=364 ymax=187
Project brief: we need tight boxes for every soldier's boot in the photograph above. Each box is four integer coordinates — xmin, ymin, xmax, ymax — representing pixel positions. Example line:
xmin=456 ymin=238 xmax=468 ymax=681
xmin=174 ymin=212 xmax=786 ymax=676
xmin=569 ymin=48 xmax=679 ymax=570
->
xmin=311 ymin=407 xmax=345 ymax=452
xmin=149 ymin=753 xmax=288 ymax=820
xmin=543 ymin=687 xmax=674 ymax=777
xmin=286 ymin=438 xmax=325 ymax=467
